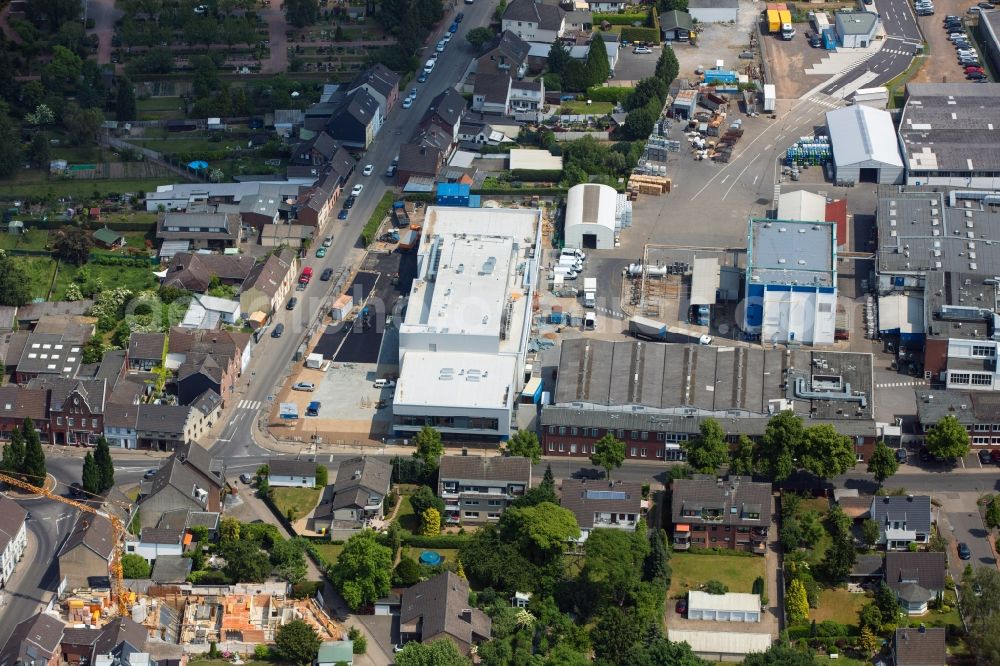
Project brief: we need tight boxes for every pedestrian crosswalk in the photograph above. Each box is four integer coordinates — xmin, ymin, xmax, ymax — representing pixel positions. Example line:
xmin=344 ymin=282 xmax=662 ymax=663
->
xmin=237 ymin=399 xmax=262 ymax=410
xmin=807 ymin=95 xmax=842 ymax=110
xmin=594 ymin=307 xmax=626 ymax=318
xmin=875 ymin=380 xmax=927 ymax=389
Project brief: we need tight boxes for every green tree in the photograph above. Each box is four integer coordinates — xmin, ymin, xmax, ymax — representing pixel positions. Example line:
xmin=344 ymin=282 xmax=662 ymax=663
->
xmin=331 ymin=530 xmax=393 ymax=610
xmin=27 ymin=132 xmax=50 ymax=169
xmin=821 ymin=527 xmax=857 ymax=582
xmin=867 ymin=440 xmax=900 ymax=487
xmin=925 ymin=414 xmax=971 ymax=460
xmin=621 ymin=99 xmax=659 ymax=139
xmin=412 ymin=426 xmax=443 ymax=472
xmin=858 ymin=602 xmax=883 ymax=632
xmin=421 ymin=507 xmax=441 ymax=536
xmin=513 ymin=463 xmax=557 ymax=507
xmin=741 ymin=644 xmax=813 ymax=666
xmin=61 ymin=103 xmax=104 ymax=147
xmin=347 ymin=626 xmax=366 ymax=655
xmin=94 ymin=437 xmax=114 ymax=492
xmin=562 ymin=59 xmax=591 ymax=92
xmin=874 ymin=581 xmax=901 ymax=626
xmin=582 ymin=528 xmax=648 ymax=607
xmin=654 ymin=45 xmax=680 ymax=86
xmin=962 ymin=566 xmax=1000 ymax=625
xmin=786 ymin=578 xmax=809 ymax=624
xmin=987 ymin=496 xmax=1000 ymax=530
xmin=121 ymin=553 xmax=151 ymax=579
xmin=221 ymin=540 xmax=272 ymax=582
xmin=683 ymin=418 xmax=730 ymax=473
xmin=644 ymin=528 xmax=670 ymax=582
xmin=271 ymin=539 xmax=308 ymax=583
xmin=82 ymin=452 xmax=101 ymax=494
xmin=506 ymin=429 xmax=541 ymax=463
xmin=53 ymin=227 xmax=94 ymax=266
xmin=116 ymin=76 xmax=137 ymax=121
xmin=44 ymin=45 xmax=83 ymax=93
xmin=25 ymin=0 xmax=80 ymax=31
xmin=21 ymin=419 xmax=46 ymax=483
xmin=547 ymin=39 xmax=571 ymax=75
xmin=394 ymin=556 xmax=421 ymax=585
xmin=591 ymin=433 xmax=625 ymax=481
xmin=0 ymin=114 xmax=22 ymax=179
xmin=729 ymin=434 xmax=756 ymax=476
xmin=757 ymin=410 xmax=804 ymax=481
xmin=624 ymin=77 xmax=667 ymax=112
xmin=500 ymin=502 xmax=579 ymax=564
xmin=315 ymin=464 xmax=328 ymax=488
xmin=285 ymin=0 xmax=320 ymax=28
xmin=275 ymin=619 xmax=321 ymax=665
xmin=780 ymin=517 xmax=804 ymax=551
xmin=219 ymin=517 xmax=241 ymax=543
xmin=585 ymin=36 xmax=611 ymax=86
xmin=859 ymin=626 xmax=879 ymax=654
xmin=861 ymin=519 xmax=880 ymax=550
xmin=1 ymin=427 xmax=25 ymax=474
xmin=394 ymin=640 xmax=470 ymax=666
xmin=409 ymin=485 xmax=445 ymax=517
xmin=799 ymin=424 xmax=856 ymax=479
xmin=466 ymin=26 xmax=495 ymax=50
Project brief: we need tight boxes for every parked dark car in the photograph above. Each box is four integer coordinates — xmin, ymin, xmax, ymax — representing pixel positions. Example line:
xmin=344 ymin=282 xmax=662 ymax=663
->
xmin=456 ymin=12 xmax=464 ymax=21
xmin=572 ymin=468 xmax=603 ymax=480
xmin=958 ymin=542 xmax=972 ymax=560
xmin=991 ymin=449 xmax=1000 ymax=463
xmin=286 ymin=297 xmax=298 ymax=310
xmin=675 ymin=598 xmax=688 ymax=615
xmin=338 ymin=209 xmax=349 ymax=220
xmin=271 ymin=323 xmax=284 ymax=338
xmin=321 ymin=268 xmax=334 ymax=281
xmin=896 ymin=448 xmax=908 ymax=463
xmin=968 ymin=72 xmax=988 ymax=80
xmin=343 ymin=196 xmax=355 ymax=209
xmin=979 ymin=449 xmax=992 ymax=464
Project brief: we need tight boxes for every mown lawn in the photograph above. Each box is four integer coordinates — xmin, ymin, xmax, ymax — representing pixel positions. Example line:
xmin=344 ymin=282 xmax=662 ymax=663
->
xmin=311 ymin=543 xmax=344 ymax=567
xmin=270 ymin=487 xmax=321 ymax=521
xmin=401 ymin=546 xmax=460 ymax=565
xmin=129 ymin=136 xmax=249 ymax=155
xmin=0 ymin=229 xmax=51 ymax=251
xmin=559 ymin=100 xmax=614 ymax=115
xmin=396 ymin=493 xmax=420 ymax=533
xmin=810 ymin=586 xmax=867 ymax=625
xmin=667 ymin=552 xmax=765 ymax=599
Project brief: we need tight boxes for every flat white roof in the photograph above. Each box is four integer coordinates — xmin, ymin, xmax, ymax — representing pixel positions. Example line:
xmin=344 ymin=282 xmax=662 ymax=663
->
xmin=509 ymin=149 xmax=563 ymax=171
xmin=690 ymin=257 xmax=721 ymax=306
xmin=668 ymin=630 xmax=772 ymax=655
xmin=401 ymin=207 xmax=540 ymax=353
xmin=394 ymin=352 xmax=516 ymax=410
xmin=688 ymin=591 xmax=761 ymax=613
xmin=777 ymin=190 xmax=828 ymax=222
xmin=878 ymin=293 xmax=924 ymax=334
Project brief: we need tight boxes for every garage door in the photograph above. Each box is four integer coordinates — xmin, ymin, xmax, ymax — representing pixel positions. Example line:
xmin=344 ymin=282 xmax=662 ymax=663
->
xmin=582 ymin=234 xmax=597 ymax=250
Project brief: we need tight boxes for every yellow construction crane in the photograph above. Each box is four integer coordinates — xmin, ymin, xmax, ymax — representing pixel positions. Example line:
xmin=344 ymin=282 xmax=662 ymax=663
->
xmin=0 ymin=472 xmax=132 ymax=616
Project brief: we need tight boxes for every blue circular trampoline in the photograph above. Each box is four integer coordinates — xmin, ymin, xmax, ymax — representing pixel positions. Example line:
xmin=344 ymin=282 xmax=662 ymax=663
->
xmin=419 ymin=550 xmax=442 ymax=565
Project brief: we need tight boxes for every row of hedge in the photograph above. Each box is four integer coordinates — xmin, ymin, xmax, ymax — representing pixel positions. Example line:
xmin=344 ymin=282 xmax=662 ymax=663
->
xmin=14 ymin=219 xmax=154 ymax=232
xmin=594 ymin=12 xmax=650 ymax=25
xmin=89 ymin=253 xmax=154 ymax=266
xmin=472 ymin=187 xmax=569 ymax=196
xmin=621 ymin=26 xmax=661 ymax=44
xmin=360 ymin=191 xmax=395 ymax=246
xmin=510 ymin=169 xmax=563 ymax=182
xmin=584 ymin=85 xmax=632 ymax=103
xmin=399 ymin=533 xmax=472 ymax=549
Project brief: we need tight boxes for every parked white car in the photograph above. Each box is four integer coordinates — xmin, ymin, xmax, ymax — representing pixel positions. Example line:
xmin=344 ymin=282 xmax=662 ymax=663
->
xmin=351 ymin=184 xmax=364 ymax=196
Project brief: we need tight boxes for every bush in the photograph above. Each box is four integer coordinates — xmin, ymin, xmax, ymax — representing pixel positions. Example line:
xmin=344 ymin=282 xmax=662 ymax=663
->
xmin=687 ymin=546 xmax=756 ymax=557
xmin=361 ymin=192 xmax=394 ymax=246
xmin=348 ymin=627 xmax=367 ymax=654
xmin=815 ymin=621 xmax=851 ymax=637
xmin=593 ymin=12 xmax=649 ymax=25
xmin=290 ymin=581 xmax=323 ymax=599
xmin=400 ymin=533 xmax=473 ymax=549
xmin=704 ymin=580 xmax=729 ymax=594
xmin=253 ymin=645 xmax=271 ymax=660
xmin=510 ymin=169 xmax=563 ymax=182
xmin=621 ymin=26 xmax=661 ymax=44
xmin=585 ymin=86 xmax=631 ymax=103
xmin=394 ymin=557 xmax=422 ymax=586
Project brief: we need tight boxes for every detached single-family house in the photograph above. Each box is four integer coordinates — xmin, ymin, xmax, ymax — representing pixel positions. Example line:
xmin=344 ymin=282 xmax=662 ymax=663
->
xmin=161 ymin=253 xmax=256 ymax=293
xmin=437 ymin=456 xmax=530 ymax=525
xmin=885 ymin=551 xmax=947 ymax=615
xmin=267 ymin=458 xmax=317 ymax=488
xmin=510 ymin=79 xmax=545 ymax=120
xmin=137 ymin=442 xmax=225 ymax=528
xmin=473 ymin=73 xmax=513 ymax=115
xmin=313 ymin=456 xmax=391 ymax=537
xmin=58 ymin=514 xmax=116 ymax=589
xmin=561 ymin=478 xmax=644 ymax=542
xmin=92 ymin=227 xmax=125 ymax=249
xmin=125 ymin=527 xmax=185 ymax=565
xmin=398 ymin=572 xmax=492 ymax=654
xmin=477 ymin=30 xmax=530 ymax=79
xmin=892 ymin=626 xmax=946 ymax=666
xmin=0 ymin=495 xmax=28 ymax=588
xmin=660 ymin=10 xmax=694 ymax=41
xmin=0 ymin=612 xmax=66 ymax=666
xmin=586 ymin=0 xmax=626 ymax=11
xmin=870 ymin=495 xmax=931 ymax=550
xmin=502 ymin=0 xmax=565 ymax=42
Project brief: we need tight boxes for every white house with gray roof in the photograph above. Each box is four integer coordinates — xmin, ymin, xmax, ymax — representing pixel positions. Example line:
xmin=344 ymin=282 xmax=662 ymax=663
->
xmin=502 ymin=0 xmax=565 ymax=42
xmin=870 ymin=495 xmax=931 ymax=550
xmin=437 ymin=456 xmax=531 ymax=524
xmin=313 ymin=457 xmax=391 ymax=538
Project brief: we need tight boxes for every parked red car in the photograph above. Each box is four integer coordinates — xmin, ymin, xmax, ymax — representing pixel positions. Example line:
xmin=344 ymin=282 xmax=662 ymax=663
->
xmin=675 ymin=598 xmax=688 ymax=615
xmin=965 ymin=66 xmax=985 ymax=73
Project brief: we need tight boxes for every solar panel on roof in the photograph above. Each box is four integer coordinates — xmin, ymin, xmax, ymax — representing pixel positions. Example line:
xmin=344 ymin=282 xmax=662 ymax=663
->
xmin=585 ymin=490 xmax=627 ymax=500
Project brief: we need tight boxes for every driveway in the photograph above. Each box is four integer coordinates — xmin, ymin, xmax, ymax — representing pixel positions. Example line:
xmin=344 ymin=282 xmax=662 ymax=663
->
xmin=936 ymin=491 xmax=997 ymax=580
xmin=86 ymin=0 xmax=122 ymax=65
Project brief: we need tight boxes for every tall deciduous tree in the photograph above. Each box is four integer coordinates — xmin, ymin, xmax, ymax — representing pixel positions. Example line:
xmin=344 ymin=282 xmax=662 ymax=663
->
xmin=757 ymin=410 xmax=804 ymax=481
xmin=500 ymin=502 xmax=579 ymax=564
xmin=121 ymin=553 xmax=151 ymax=578
xmin=275 ymin=619 xmax=322 ymax=665
xmin=867 ymin=440 xmax=899 ymax=487
xmin=861 ymin=519 xmax=880 ymax=550
xmin=514 ymin=464 xmax=557 ymax=507
xmin=506 ymin=429 xmax=541 ymax=463
xmin=332 ymin=530 xmax=393 ymax=610
xmin=0 ymin=114 xmax=22 ymax=179
xmin=285 ymin=0 xmax=319 ymax=28
xmin=925 ymin=414 xmax=970 ymax=460
xmin=394 ymin=640 xmax=470 ymax=666
xmin=221 ymin=540 xmax=271 ymax=582
xmin=683 ymin=418 xmax=730 ymax=473
xmin=799 ymin=424 xmax=856 ymax=479
xmin=591 ymin=433 xmax=625 ymax=481
xmin=412 ymin=426 xmax=443 ymax=472
xmin=53 ymin=227 xmax=94 ymax=266
xmin=409 ymin=485 xmax=445 ymax=517
xmin=61 ymin=103 xmax=104 ymax=147
xmin=466 ymin=26 xmax=495 ymax=51
xmin=729 ymin=434 xmax=756 ymax=476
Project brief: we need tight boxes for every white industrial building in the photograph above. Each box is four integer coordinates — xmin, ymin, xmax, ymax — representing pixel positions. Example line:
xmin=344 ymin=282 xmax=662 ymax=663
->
xmin=777 ymin=190 xmax=827 ymax=222
xmin=742 ymin=218 xmax=837 ymax=345
xmin=686 ymin=0 xmax=738 ymax=23
xmin=687 ymin=591 xmax=762 ymax=622
xmin=835 ymin=11 xmax=880 ymax=48
xmin=825 ymin=105 xmax=904 ymax=185
xmin=393 ymin=206 xmax=543 ymax=440
xmin=563 ymin=183 xmax=620 ymax=250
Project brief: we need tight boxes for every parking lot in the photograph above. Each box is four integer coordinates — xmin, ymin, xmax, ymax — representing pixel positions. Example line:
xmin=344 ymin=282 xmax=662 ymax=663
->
xmin=612 ymin=45 xmax=659 ymax=83
xmin=913 ymin=4 xmax=987 ymax=83
xmin=761 ymin=23 xmax=835 ymax=99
